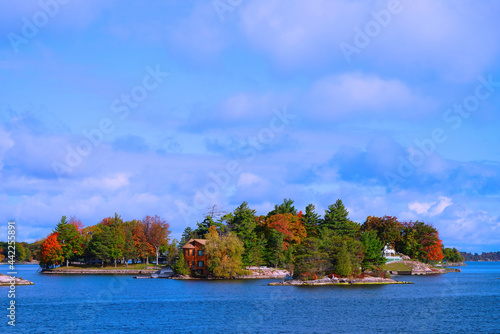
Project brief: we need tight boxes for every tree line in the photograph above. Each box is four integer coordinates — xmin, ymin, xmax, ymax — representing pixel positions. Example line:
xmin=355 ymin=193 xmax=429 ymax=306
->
xmin=460 ymin=251 xmax=500 ymax=261
xmin=176 ymin=199 xmax=450 ymax=279
xmin=38 ymin=214 xmax=171 ymax=268
xmin=1 ymin=198 xmax=461 ymax=278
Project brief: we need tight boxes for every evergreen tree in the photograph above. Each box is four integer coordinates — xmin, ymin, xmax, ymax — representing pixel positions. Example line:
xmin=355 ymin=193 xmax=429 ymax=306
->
xmin=335 ymin=242 xmax=352 ymax=277
xmin=54 ymin=216 xmax=84 ymax=267
xmin=360 ymin=230 xmax=385 ymax=269
xmin=321 ymin=199 xmax=359 ymax=238
xmin=227 ymin=202 xmax=261 ymax=266
xmin=268 ymin=198 xmax=297 ymax=216
xmin=88 ymin=226 xmax=112 ymax=268
xmin=293 ymin=237 xmax=330 ymax=279
xmin=266 ymin=230 xmax=286 ymax=268
xmin=303 ymin=204 xmax=321 ymax=236
xmin=173 ymin=251 xmax=190 ymax=276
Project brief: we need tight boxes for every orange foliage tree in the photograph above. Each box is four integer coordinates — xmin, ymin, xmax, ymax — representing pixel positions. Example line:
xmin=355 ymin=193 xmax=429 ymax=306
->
xmin=40 ymin=233 xmax=64 ymax=267
xmin=264 ymin=213 xmax=307 ymax=249
xmin=425 ymin=238 xmax=444 ymax=262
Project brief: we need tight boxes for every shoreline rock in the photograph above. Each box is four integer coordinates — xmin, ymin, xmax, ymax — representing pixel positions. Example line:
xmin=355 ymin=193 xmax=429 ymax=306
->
xmin=269 ymin=276 xmax=412 ymax=286
xmin=0 ymin=274 xmax=34 ymax=286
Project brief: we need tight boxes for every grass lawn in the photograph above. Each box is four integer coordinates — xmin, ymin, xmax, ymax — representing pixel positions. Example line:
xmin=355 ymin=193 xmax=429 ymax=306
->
xmin=50 ymin=263 xmax=158 ymax=271
xmin=383 ymin=262 xmax=412 ymax=271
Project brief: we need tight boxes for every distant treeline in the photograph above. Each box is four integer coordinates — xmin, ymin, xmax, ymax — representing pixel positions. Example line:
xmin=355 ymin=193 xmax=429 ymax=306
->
xmin=460 ymin=251 xmax=500 ymax=261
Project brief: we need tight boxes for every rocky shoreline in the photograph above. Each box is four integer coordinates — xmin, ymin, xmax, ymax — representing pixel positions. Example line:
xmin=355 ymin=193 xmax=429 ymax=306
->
xmin=269 ymin=276 xmax=412 ymax=286
xmin=0 ymin=274 xmax=34 ymax=286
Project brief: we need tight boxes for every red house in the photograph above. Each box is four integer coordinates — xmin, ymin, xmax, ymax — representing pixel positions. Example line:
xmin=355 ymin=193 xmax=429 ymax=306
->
xmin=182 ymin=239 xmax=208 ymax=276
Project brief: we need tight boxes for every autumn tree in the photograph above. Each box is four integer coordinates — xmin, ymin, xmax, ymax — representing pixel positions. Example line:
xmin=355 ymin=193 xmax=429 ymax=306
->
xmin=132 ymin=220 xmax=153 ymax=267
xmin=143 ymin=215 xmax=171 ymax=266
xmin=362 ymin=216 xmax=403 ymax=248
xmin=204 ymin=226 xmax=245 ymax=278
xmin=40 ymin=233 xmax=64 ymax=268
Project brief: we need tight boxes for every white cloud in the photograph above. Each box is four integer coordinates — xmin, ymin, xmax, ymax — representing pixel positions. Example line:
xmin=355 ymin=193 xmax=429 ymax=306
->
xmin=308 ymin=73 xmax=431 ymax=120
xmin=239 ymin=0 xmax=367 ymax=68
xmin=81 ymin=173 xmax=130 ymax=191
xmin=237 ymin=172 xmax=265 ymax=187
xmin=408 ymin=196 xmax=452 ymax=216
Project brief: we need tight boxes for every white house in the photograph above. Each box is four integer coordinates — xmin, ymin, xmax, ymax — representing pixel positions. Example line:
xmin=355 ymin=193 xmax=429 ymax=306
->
xmin=382 ymin=245 xmax=402 ymax=263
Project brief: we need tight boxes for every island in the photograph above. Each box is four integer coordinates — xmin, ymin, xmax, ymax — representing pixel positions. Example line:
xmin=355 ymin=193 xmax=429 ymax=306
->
xmin=0 ymin=274 xmax=34 ymax=286
xmin=269 ymin=276 xmax=412 ymax=286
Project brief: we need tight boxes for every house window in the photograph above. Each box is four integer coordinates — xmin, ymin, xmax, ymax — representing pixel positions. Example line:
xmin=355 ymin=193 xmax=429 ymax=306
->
xmin=197 ymin=261 xmax=204 ymax=268
xmin=197 ymin=250 xmax=204 ymax=256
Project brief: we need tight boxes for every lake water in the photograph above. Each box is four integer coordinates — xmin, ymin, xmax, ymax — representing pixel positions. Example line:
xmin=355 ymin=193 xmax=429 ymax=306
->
xmin=1 ymin=262 xmax=499 ymax=333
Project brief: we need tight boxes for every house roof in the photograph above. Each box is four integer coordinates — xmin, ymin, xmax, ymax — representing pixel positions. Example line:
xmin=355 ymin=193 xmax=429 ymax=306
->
xmin=182 ymin=238 xmax=208 ymax=249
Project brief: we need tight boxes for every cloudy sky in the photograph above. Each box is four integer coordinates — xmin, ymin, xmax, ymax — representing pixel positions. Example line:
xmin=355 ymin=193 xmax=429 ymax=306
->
xmin=1 ymin=0 xmax=499 ymax=252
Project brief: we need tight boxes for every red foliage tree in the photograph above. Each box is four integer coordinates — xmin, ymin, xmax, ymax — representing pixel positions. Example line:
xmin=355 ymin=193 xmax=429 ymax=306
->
xmin=264 ymin=213 xmax=306 ymax=249
xmin=425 ymin=238 xmax=445 ymax=262
xmin=40 ymin=233 xmax=64 ymax=267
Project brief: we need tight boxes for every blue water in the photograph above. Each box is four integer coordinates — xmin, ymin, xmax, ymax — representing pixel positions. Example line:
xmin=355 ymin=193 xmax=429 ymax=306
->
xmin=1 ymin=262 xmax=499 ymax=333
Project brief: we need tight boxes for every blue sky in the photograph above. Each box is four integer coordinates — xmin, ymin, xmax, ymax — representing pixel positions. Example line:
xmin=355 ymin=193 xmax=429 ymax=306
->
xmin=1 ymin=0 xmax=499 ymax=252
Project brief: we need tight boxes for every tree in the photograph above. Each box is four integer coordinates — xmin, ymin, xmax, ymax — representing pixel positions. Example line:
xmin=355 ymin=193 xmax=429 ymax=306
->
xmin=268 ymin=198 xmax=297 ymax=216
xmin=172 ymin=251 xmax=190 ymax=276
xmin=88 ymin=225 xmax=112 ymax=268
xmin=161 ymin=240 xmax=178 ymax=266
xmin=320 ymin=229 xmax=363 ymax=277
xmin=179 ymin=227 xmax=195 ymax=251
xmin=264 ymin=213 xmax=307 ymax=247
xmin=335 ymin=242 xmax=352 ymax=277
xmin=398 ymin=221 xmax=441 ymax=261
xmin=40 ymin=233 xmax=64 ymax=268
xmin=362 ymin=216 xmax=403 ymax=248
xmin=204 ymin=226 xmax=245 ymax=278
xmin=15 ymin=242 xmax=27 ymax=262
xmin=122 ymin=224 xmax=136 ymax=267
xmin=321 ymin=199 xmax=359 ymax=238
xmin=132 ymin=220 xmax=153 ymax=267
xmin=293 ymin=237 xmax=330 ymax=279
xmin=426 ymin=239 xmax=444 ymax=262
xmin=302 ymin=204 xmax=321 ymax=236
xmin=143 ymin=215 xmax=171 ymax=266
xmin=227 ymin=202 xmax=262 ymax=266
xmin=443 ymin=247 xmax=464 ymax=263
xmin=360 ymin=230 xmax=384 ymax=269
xmin=266 ymin=229 xmax=286 ymax=268
xmin=54 ymin=216 xmax=84 ymax=267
